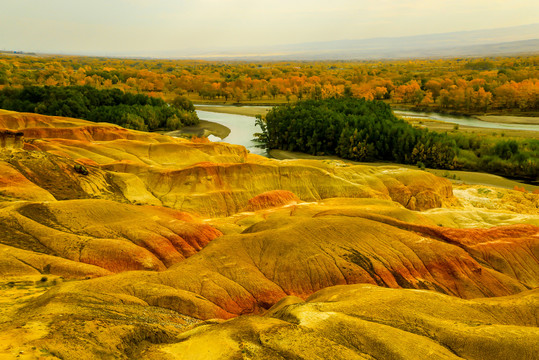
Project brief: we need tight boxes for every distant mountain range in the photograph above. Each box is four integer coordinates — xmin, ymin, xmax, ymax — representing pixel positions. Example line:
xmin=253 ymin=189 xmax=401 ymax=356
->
xmin=182 ymin=23 xmax=539 ymax=60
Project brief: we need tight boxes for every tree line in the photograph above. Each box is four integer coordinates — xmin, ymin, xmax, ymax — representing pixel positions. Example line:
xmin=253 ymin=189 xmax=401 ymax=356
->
xmin=257 ymin=98 xmax=538 ymax=180
xmin=0 ymin=86 xmax=198 ymax=131
xmin=0 ymin=54 xmax=537 ymax=113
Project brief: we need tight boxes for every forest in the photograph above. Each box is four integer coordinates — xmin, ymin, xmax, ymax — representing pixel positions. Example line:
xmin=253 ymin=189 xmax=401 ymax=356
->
xmin=0 ymin=54 xmax=537 ymax=114
xmin=257 ymin=98 xmax=538 ymax=180
xmin=0 ymin=86 xmax=198 ymax=131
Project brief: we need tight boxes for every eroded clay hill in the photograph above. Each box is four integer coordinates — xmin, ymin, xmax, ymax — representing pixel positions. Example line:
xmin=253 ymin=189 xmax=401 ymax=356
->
xmin=0 ymin=110 xmax=457 ymax=217
xmin=148 ymin=285 xmax=539 ymax=360
xmin=0 ymin=200 xmax=221 ymax=276
xmin=1 ymin=109 xmax=538 ymax=359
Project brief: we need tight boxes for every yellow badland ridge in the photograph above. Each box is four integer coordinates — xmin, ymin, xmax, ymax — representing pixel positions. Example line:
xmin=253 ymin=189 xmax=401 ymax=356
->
xmin=0 ymin=110 xmax=537 ymax=359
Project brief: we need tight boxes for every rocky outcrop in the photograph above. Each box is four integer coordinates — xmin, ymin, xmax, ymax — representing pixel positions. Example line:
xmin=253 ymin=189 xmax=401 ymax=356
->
xmin=0 ymin=244 xmax=112 ymax=278
xmin=0 ymin=160 xmax=56 ymax=201
xmin=244 ymin=190 xmax=300 ymax=211
xmin=0 ymin=129 xmax=23 ymax=149
xmin=0 ymin=199 xmax=222 ymax=275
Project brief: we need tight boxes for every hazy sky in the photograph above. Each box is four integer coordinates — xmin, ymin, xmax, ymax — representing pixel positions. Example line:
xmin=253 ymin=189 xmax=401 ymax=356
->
xmin=1 ymin=0 xmax=538 ymax=56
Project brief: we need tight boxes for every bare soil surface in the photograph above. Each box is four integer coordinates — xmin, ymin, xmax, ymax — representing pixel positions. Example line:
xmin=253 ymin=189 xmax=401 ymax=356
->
xmin=269 ymin=149 xmax=539 ymax=192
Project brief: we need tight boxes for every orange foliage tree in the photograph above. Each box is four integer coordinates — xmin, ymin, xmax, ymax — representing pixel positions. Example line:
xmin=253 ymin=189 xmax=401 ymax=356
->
xmin=0 ymin=54 xmax=537 ymax=112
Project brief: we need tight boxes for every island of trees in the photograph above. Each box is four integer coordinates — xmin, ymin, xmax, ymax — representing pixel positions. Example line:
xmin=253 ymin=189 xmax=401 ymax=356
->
xmin=257 ymin=98 xmax=538 ymax=181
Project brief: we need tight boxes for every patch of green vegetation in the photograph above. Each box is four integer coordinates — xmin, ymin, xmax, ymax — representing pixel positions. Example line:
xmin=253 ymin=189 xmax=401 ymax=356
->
xmin=258 ymin=98 xmax=457 ymax=169
xmin=477 ymin=188 xmax=492 ymax=195
xmin=0 ymin=86 xmax=198 ymax=131
xmin=257 ymin=98 xmax=538 ymax=181
xmin=452 ymin=134 xmax=539 ymax=180
xmin=74 ymin=164 xmax=88 ymax=175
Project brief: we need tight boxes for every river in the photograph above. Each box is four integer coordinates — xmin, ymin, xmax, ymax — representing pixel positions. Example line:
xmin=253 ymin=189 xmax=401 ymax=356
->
xmin=394 ymin=110 xmax=539 ymax=132
xmin=195 ymin=109 xmax=267 ymax=156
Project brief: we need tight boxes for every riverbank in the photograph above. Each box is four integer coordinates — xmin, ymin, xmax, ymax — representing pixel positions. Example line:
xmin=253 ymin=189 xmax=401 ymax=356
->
xmin=403 ymin=116 xmax=539 ymax=139
xmin=476 ymin=115 xmax=539 ymax=125
xmin=196 ymin=105 xmax=270 ymax=117
xmin=393 ymin=104 xmax=538 ymax=121
xmin=165 ymin=119 xmax=230 ymax=139
xmin=269 ymin=149 xmax=539 ymax=192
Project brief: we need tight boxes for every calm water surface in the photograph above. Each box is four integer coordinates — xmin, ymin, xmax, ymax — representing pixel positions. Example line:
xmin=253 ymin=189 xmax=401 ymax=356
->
xmin=195 ymin=110 xmax=266 ymax=155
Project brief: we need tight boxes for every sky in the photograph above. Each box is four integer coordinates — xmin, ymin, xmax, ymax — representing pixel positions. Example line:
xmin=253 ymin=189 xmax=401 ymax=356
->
xmin=1 ymin=0 xmax=538 ymax=57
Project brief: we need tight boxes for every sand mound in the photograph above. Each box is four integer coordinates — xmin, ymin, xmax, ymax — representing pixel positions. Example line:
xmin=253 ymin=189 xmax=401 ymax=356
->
xmin=0 ymin=199 xmax=222 ymax=275
xmin=149 ymin=285 xmax=539 ymax=360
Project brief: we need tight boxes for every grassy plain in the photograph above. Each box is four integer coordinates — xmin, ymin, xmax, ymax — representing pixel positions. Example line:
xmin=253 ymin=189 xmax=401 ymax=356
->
xmin=173 ymin=93 xmax=290 ymax=106
xmin=403 ymin=117 xmax=539 ymax=140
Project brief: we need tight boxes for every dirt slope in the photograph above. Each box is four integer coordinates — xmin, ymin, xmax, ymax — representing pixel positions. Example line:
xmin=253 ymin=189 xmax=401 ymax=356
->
xmin=0 ymin=110 xmax=538 ymax=359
